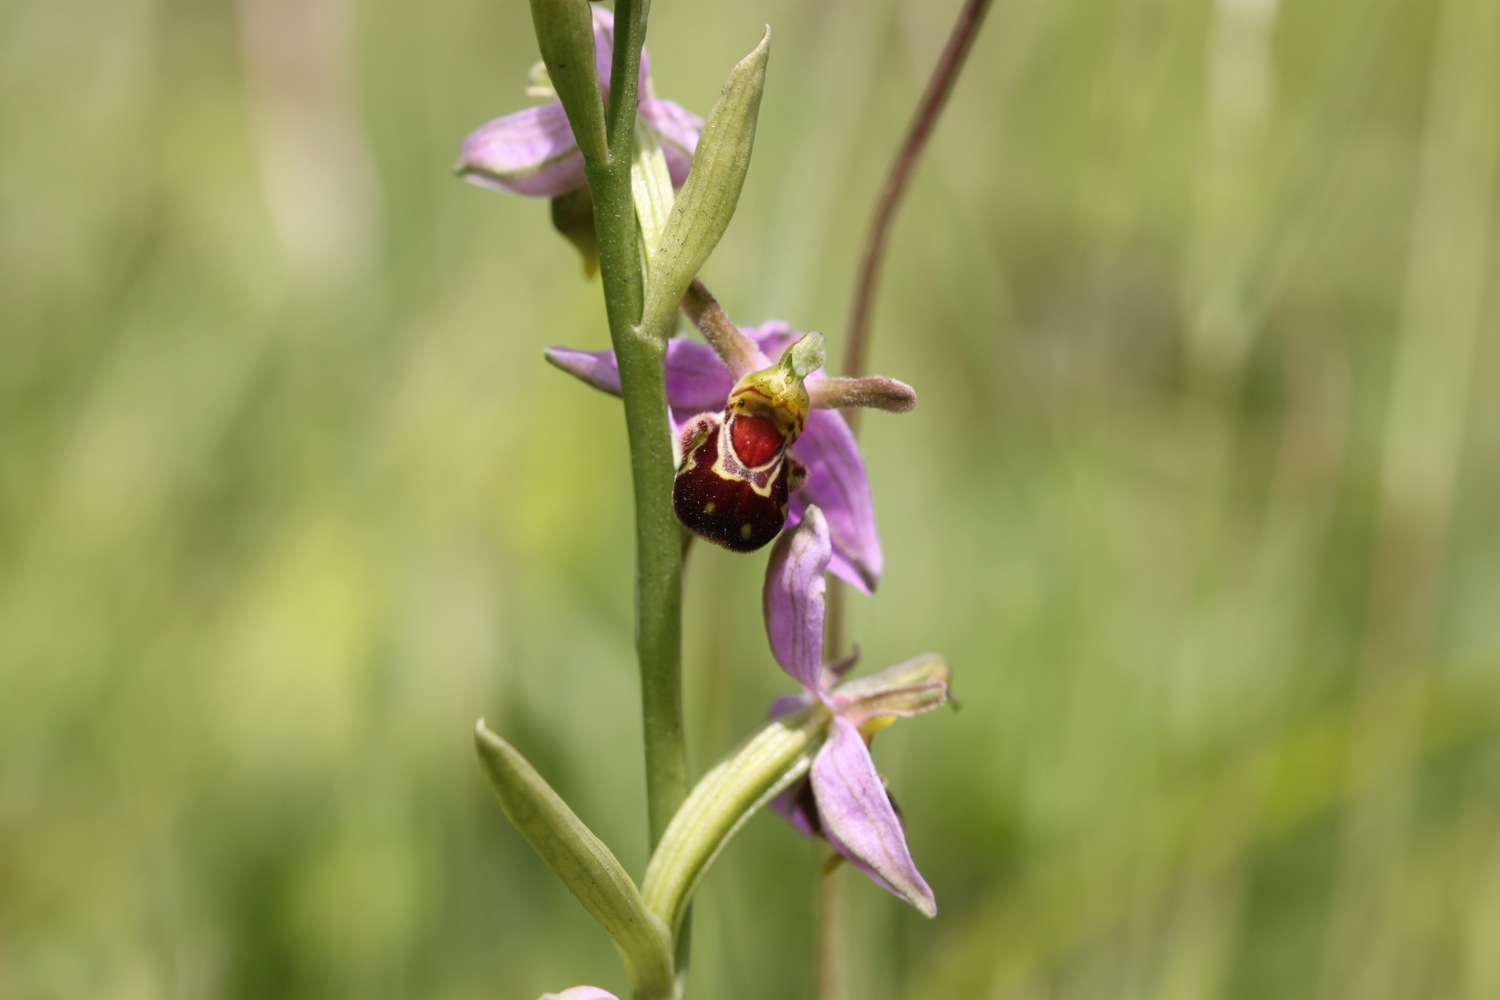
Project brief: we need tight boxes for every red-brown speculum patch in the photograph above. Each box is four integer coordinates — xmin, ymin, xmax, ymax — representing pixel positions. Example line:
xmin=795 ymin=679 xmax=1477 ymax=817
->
xmin=729 ymin=413 xmax=785 ymax=467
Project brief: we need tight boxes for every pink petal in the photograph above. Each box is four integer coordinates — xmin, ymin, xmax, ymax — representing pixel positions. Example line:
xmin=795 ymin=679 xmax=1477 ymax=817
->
xmin=662 ymin=339 xmax=737 ymax=413
xmin=762 ymin=507 xmax=831 ymax=693
xmin=788 ymin=410 xmax=881 ymax=593
xmin=545 ymin=339 xmax=735 ymax=424
xmin=456 ymin=102 xmax=585 ymax=198
xmin=541 ymin=989 xmax=620 ymax=1000
xmin=590 ymin=6 xmax=648 ymax=98
xmin=769 ymin=777 xmax=822 ymax=839
xmin=742 ymin=320 xmax=803 ymax=362
xmin=544 ymin=345 xmax=621 ymax=394
xmin=812 ymin=717 xmax=936 ymax=917
xmin=768 ymin=692 xmax=814 ymax=720
xmin=639 ymin=99 xmax=703 ymax=186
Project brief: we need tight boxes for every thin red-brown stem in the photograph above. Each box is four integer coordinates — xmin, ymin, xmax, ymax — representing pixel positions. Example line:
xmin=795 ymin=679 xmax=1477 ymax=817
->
xmin=830 ymin=0 xmax=993 ymax=681
xmin=819 ymin=6 xmax=992 ymax=999
xmin=843 ymin=0 xmax=994 ymax=396
xmin=683 ymin=279 xmax=764 ymax=376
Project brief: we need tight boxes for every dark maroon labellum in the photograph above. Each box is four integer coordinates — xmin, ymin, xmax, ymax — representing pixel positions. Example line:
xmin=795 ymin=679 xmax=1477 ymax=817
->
xmin=673 ymin=415 xmax=803 ymax=552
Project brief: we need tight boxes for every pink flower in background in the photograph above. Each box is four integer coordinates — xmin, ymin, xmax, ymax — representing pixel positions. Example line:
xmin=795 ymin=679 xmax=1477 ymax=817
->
xmin=456 ymin=7 xmax=701 ymax=197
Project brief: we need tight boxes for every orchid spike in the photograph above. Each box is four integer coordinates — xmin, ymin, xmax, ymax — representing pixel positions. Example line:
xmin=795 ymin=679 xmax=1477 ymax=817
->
xmin=456 ymin=7 xmax=702 ymax=197
xmin=544 ymin=288 xmax=915 ymax=591
xmin=762 ymin=506 xmax=950 ymax=916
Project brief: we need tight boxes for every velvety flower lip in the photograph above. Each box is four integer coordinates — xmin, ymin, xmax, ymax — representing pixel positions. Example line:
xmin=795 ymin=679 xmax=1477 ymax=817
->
xmin=762 ymin=507 xmax=950 ymax=917
xmin=546 ymin=318 xmax=912 ymax=592
xmin=457 ymin=7 xmax=702 ymax=197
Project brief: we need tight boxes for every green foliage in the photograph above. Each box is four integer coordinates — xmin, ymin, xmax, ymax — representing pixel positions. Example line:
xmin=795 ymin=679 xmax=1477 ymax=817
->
xmin=474 ymin=722 xmax=675 ymax=999
xmin=528 ymin=0 xmax=608 ymax=163
xmin=639 ymin=27 xmax=771 ymax=343
xmin=3 ymin=1 xmax=1499 ymax=999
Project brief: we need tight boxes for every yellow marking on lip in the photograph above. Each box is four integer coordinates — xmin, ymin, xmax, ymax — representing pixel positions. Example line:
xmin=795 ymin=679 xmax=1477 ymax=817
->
xmin=730 ymin=385 xmax=774 ymax=406
xmin=740 ymin=523 xmax=754 ymax=540
xmin=703 ymin=501 xmax=716 ymax=514
xmin=727 ymin=355 xmax=812 ymax=446
xmin=711 ymin=451 xmax=778 ymax=497
xmin=727 ymin=395 xmax=805 ymax=441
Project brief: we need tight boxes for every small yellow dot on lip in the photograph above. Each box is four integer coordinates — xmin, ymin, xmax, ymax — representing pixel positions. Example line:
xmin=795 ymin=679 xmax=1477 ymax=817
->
xmin=740 ymin=523 xmax=754 ymax=540
xmin=703 ymin=502 xmax=716 ymax=514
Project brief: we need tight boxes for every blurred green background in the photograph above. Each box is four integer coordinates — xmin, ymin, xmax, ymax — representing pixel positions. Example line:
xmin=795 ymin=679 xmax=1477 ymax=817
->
xmin=4 ymin=0 xmax=1499 ymax=997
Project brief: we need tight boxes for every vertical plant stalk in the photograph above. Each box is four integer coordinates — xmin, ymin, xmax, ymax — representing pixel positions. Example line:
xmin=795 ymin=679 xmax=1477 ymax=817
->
xmin=820 ymin=4 xmax=992 ymax=998
xmin=814 ymin=845 xmax=847 ymax=999
xmin=584 ymin=0 xmax=689 ymax=850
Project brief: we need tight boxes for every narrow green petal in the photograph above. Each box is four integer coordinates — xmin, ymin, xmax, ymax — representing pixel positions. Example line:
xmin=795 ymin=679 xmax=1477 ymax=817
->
xmin=632 ymin=117 xmax=676 ymax=265
xmin=833 ymin=654 xmax=951 ymax=726
xmin=807 ymin=374 xmax=918 ymax=413
xmin=526 ymin=61 xmax=557 ymax=98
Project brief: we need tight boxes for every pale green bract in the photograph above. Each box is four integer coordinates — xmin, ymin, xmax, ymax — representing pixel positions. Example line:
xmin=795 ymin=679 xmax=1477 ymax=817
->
xmin=526 ymin=0 xmax=608 ymax=163
xmin=638 ymin=28 xmax=771 ymax=344
xmin=473 ymin=721 xmax=676 ymax=1000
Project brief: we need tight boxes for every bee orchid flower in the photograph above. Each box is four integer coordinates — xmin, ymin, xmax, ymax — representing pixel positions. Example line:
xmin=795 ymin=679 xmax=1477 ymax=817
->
xmin=546 ymin=287 xmax=915 ymax=591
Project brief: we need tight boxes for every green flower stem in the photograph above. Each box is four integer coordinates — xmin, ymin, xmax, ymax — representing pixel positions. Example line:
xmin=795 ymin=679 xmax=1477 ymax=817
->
xmin=581 ymin=0 xmax=688 ymax=851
